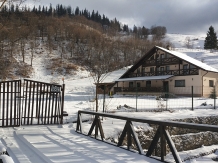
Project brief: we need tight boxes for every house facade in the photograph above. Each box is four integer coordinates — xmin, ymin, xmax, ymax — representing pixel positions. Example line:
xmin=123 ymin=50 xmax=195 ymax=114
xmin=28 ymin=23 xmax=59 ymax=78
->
xmin=111 ymin=46 xmax=218 ymax=97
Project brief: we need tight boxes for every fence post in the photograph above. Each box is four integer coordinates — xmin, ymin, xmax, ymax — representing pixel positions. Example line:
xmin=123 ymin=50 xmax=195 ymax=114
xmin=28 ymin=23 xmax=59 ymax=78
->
xmin=103 ymin=85 xmax=105 ymax=113
xmin=166 ymin=85 xmax=168 ymax=111
xmin=192 ymin=86 xmax=193 ymax=111
xmin=60 ymin=84 xmax=65 ymax=124
xmin=214 ymin=86 xmax=216 ymax=109
xmin=136 ymin=86 xmax=138 ymax=112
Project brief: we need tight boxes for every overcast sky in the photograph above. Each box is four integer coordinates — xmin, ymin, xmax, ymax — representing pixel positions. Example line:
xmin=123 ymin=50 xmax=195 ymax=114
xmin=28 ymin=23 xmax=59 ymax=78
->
xmin=24 ymin=0 xmax=218 ymax=35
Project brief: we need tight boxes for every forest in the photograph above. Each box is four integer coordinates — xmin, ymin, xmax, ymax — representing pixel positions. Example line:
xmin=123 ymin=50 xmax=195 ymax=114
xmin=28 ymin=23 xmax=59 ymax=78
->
xmin=0 ymin=3 xmax=172 ymax=80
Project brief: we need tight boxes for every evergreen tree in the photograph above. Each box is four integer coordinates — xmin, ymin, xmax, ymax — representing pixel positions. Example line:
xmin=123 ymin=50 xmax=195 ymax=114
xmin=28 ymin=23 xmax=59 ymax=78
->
xmin=123 ymin=24 xmax=129 ymax=32
xmin=48 ymin=4 xmax=52 ymax=16
xmin=75 ymin=6 xmax=79 ymax=15
xmin=67 ymin=6 xmax=72 ymax=16
xmin=204 ymin=26 xmax=218 ymax=49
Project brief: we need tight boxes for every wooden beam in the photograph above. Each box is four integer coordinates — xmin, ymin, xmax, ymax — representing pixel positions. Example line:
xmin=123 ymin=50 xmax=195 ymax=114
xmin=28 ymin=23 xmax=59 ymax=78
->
xmin=129 ymin=121 xmax=144 ymax=154
xmin=163 ymin=129 xmax=182 ymax=163
xmin=117 ymin=121 xmax=128 ymax=147
xmin=88 ymin=115 xmax=104 ymax=140
xmin=118 ymin=121 xmax=144 ymax=154
xmin=160 ymin=125 xmax=166 ymax=161
xmin=88 ymin=116 xmax=98 ymax=136
xmin=146 ymin=126 xmax=161 ymax=157
xmin=76 ymin=113 xmax=83 ymax=133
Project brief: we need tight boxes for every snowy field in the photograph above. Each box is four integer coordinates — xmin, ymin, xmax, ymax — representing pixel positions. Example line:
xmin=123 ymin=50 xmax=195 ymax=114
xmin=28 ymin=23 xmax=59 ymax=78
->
xmin=1 ymin=34 xmax=218 ymax=162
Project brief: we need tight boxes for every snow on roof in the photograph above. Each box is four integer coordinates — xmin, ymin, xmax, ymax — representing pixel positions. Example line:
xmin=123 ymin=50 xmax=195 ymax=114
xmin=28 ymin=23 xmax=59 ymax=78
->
xmin=156 ymin=46 xmax=218 ymax=73
xmin=116 ymin=75 xmax=173 ymax=82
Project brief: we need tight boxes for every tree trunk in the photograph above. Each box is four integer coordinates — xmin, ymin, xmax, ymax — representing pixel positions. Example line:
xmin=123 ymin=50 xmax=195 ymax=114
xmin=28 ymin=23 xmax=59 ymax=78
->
xmin=95 ymin=84 xmax=98 ymax=112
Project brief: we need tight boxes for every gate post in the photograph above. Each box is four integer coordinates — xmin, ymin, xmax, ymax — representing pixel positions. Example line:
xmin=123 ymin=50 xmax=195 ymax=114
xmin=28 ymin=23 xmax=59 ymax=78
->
xmin=60 ymin=84 xmax=65 ymax=124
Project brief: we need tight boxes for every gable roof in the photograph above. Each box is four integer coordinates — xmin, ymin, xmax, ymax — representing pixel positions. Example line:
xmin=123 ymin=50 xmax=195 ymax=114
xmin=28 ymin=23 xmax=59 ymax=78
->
xmin=120 ymin=46 xmax=218 ymax=79
xmin=156 ymin=46 xmax=218 ymax=73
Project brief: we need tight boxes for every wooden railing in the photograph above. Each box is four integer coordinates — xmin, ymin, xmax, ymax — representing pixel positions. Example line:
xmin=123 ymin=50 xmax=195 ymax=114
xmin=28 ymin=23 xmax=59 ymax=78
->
xmin=76 ymin=110 xmax=218 ymax=163
xmin=144 ymin=57 xmax=180 ymax=66
xmin=114 ymin=87 xmax=163 ymax=93
xmin=129 ymin=68 xmax=199 ymax=77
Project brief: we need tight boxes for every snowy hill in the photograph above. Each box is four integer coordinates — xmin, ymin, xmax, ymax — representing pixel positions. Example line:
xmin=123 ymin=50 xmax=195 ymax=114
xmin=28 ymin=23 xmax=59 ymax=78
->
xmin=164 ymin=33 xmax=206 ymax=49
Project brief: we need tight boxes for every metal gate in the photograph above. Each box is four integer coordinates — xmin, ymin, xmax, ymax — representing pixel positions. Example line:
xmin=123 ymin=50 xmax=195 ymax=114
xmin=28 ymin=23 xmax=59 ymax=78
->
xmin=0 ymin=80 xmax=21 ymax=127
xmin=0 ymin=79 xmax=65 ymax=127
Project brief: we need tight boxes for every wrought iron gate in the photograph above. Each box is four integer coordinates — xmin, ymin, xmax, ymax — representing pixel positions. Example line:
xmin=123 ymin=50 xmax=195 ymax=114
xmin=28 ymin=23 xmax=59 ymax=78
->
xmin=0 ymin=79 xmax=65 ymax=127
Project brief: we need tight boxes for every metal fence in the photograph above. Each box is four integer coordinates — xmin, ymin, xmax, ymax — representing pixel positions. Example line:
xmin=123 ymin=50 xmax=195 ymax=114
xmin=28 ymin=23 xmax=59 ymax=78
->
xmin=96 ymin=86 xmax=218 ymax=113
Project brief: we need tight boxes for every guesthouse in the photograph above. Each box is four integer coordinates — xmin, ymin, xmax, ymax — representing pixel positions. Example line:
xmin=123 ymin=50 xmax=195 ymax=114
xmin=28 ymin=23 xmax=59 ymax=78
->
xmin=111 ymin=46 xmax=218 ymax=97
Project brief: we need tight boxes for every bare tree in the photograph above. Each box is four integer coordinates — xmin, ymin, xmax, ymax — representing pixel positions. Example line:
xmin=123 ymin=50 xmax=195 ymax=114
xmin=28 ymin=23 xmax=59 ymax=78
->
xmin=184 ymin=37 xmax=194 ymax=49
xmin=85 ymin=36 xmax=116 ymax=112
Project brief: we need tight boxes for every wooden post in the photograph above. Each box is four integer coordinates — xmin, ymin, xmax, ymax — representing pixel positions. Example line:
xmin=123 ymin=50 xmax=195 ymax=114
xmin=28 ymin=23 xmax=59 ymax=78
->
xmin=192 ymin=86 xmax=193 ymax=111
xmin=214 ymin=86 xmax=216 ymax=109
xmin=60 ymin=84 xmax=65 ymax=124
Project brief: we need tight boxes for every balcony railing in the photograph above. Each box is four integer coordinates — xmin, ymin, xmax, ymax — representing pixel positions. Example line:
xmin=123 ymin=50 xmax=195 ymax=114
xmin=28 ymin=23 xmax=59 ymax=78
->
xmin=143 ymin=57 xmax=180 ymax=66
xmin=129 ymin=68 xmax=198 ymax=77
xmin=114 ymin=87 xmax=163 ymax=93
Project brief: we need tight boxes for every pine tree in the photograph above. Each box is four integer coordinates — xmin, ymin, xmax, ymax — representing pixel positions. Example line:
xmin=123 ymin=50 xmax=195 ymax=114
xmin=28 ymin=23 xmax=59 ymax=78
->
xmin=204 ymin=26 xmax=218 ymax=49
xmin=75 ymin=6 xmax=79 ymax=15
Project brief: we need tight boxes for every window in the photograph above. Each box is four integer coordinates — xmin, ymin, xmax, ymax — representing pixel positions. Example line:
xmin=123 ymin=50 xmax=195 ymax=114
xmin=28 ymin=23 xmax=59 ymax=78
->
xmin=160 ymin=67 xmax=164 ymax=71
xmin=183 ymin=64 xmax=188 ymax=69
xmin=137 ymin=68 xmax=140 ymax=74
xmin=166 ymin=66 xmax=170 ymax=71
xmin=150 ymin=67 xmax=154 ymax=72
xmin=183 ymin=64 xmax=188 ymax=75
xmin=209 ymin=80 xmax=214 ymax=87
xmin=165 ymin=53 xmax=170 ymax=58
xmin=142 ymin=67 xmax=145 ymax=75
xmin=137 ymin=82 xmax=141 ymax=87
xmin=129 ymin=82 xmax=133 ymax=88
xmin=146 ymin=81 xmax=151 ymax=87
xmin=190 ymin=64 xmax=196 ymax=69
xmin=175 ymin=80 xmax=185 ymax=87
xmin=161 ymin=54 xmax=165 ymax=59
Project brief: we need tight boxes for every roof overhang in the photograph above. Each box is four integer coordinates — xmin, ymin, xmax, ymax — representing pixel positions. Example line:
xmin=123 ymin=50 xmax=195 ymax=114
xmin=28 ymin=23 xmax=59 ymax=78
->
xmin=115 ymin=75 xmax=174 ymax=82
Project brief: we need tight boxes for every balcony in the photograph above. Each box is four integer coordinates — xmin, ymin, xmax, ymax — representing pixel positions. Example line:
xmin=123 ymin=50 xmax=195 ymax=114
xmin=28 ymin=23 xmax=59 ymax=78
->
xmin=114 ymin=87 xmax=163 ymax=94
xmin=143 ymin=57 xmax=180 ymax=66
xmin=129 ymin=68 xmax=199 ymax=77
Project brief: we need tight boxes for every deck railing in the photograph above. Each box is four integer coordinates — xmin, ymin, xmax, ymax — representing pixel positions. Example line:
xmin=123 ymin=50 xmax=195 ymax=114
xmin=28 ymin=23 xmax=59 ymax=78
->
xmin=129 ymin=68 xmax=199 ymax=77
xmin=114 ymin=86 xmax=163 ymax=93
xmin=76 ymin=110 xmax=218 ymax=163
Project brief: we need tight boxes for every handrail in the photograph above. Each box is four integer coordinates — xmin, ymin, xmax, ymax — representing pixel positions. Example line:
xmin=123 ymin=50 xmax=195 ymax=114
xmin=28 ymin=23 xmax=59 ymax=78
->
xmin=76 ymin=110 xmax=218 ymax=163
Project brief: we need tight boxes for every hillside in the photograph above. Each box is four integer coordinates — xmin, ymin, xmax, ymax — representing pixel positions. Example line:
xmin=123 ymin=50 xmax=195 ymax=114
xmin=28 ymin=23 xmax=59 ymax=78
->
xmin=1 ymin=32 xmax=218 ymax=162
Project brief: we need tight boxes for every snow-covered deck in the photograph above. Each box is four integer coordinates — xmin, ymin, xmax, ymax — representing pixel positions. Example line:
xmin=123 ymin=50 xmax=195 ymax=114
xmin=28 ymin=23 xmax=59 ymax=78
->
xmin=1 ymin=125 xmax=161 ymax=163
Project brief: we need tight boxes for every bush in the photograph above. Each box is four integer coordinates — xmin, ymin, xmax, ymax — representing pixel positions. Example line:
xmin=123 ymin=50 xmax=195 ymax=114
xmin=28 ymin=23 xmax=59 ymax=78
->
xmin=209 ymin=88 xmax=217 ymax=99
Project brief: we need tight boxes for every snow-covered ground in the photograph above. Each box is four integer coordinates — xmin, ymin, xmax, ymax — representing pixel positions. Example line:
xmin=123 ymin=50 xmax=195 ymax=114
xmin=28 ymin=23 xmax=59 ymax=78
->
xmin=1 ymin=33 xmax=218 ymax=163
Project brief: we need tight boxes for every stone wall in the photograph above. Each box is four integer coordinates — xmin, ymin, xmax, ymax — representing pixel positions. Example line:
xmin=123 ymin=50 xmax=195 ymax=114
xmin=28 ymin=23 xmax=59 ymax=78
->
xmin=139 ymin=116 xmax=218 ymax=153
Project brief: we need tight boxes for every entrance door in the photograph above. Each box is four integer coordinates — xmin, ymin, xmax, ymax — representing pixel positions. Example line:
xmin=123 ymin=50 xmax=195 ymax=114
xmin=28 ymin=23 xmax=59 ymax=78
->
xmin=163 ymin=81 xmax=169 ymax=92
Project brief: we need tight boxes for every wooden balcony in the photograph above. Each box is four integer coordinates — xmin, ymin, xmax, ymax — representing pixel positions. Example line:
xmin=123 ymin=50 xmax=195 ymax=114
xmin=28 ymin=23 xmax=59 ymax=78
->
xmin=143 ymin=57 xmax=180 ymax=66
xmin=114 ymin=87 xmax=163 ymax=93
xmin=129 ymin=68 xmax=199 ymax=77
